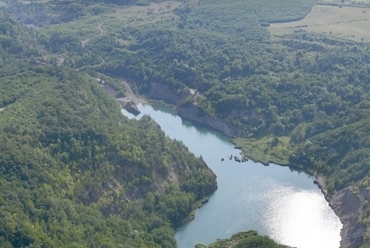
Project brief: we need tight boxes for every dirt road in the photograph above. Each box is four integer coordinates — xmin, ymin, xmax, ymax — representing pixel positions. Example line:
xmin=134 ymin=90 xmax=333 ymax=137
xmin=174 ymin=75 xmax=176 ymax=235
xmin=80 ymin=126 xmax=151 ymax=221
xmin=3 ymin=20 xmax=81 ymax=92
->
xmin=121 ymin=80 xmax=147 ymax=104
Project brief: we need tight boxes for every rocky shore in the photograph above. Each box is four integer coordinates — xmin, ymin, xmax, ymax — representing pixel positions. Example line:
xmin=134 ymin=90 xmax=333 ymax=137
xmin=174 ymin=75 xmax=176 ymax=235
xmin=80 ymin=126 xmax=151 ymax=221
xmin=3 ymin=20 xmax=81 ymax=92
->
xmin=117 ymin=98 xmax=141 ymax=115
xmin=100 ymin=79 xmax=147 ymax=115
xmin=176 ymin=100 xmax=367 ymax=247
xmin=314 ymin=176 xmax=365 ymax=247
xmin=113 ymin=80 xmax=364 ymax=248
xmin=330 ymin=187 xmax=365 ymax=247
xmin=176 ymin=102 xmax=247 ymax=138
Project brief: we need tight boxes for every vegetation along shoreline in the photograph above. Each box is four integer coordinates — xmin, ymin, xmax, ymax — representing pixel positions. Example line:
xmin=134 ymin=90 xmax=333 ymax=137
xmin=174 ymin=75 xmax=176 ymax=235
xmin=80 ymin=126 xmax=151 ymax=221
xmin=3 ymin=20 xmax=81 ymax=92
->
xmin=2 ymin=0 xmax=370 ymax=247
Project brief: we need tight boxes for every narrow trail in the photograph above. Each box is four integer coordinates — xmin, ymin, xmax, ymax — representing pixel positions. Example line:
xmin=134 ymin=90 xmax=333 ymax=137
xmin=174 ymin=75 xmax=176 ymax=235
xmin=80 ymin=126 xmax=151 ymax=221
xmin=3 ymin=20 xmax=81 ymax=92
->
xmin=120 ymin=80 xmax=147 ymax=104
xmin=81 ymin=23 xmax=103 ymax=47
xmin=81 ymin=38 xmax=89 ymax=47
xmin=97 ymin=23 xmax=104 ymax=35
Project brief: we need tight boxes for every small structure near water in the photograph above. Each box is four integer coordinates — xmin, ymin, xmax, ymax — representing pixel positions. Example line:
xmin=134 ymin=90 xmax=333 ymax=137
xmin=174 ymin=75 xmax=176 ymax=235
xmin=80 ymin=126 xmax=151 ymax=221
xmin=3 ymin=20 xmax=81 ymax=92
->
xmin=118 ymin=98 xmax=141 ymax=116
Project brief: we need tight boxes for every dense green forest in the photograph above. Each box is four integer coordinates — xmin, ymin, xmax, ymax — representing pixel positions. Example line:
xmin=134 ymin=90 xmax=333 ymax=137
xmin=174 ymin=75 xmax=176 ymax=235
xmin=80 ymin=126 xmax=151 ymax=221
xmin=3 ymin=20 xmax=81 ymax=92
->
xmin=0 ymin=11 xmax=218 ymax=247
xmin=2 ymin=0 xmax=370 ymax=246
xmin=28 ymin=0 xmax=370 ymax=191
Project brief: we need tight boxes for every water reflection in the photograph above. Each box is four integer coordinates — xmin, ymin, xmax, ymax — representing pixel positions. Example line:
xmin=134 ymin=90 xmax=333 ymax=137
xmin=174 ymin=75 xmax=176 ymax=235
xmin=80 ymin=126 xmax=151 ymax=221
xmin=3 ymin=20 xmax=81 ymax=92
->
xmin=121 ymin=104 xmax=342 ymax=248
xmin=264 ymin=184 xmax=342 ymax=248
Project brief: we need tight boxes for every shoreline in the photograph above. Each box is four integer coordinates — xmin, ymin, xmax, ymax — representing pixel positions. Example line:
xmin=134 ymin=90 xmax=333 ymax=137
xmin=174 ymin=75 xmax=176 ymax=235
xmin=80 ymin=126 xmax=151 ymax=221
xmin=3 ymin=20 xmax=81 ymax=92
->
xmin=120 ymin=80 xmax=148 ymax=105
xmin=113 ymin=80 xmax=348 ymax=247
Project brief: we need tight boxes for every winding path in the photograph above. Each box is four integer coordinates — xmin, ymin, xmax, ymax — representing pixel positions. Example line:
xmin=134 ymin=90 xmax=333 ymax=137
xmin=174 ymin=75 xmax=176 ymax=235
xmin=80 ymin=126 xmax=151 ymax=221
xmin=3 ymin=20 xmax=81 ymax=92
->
xmin=81 ymin=23 xmax=104 ymax=47
xmin=97 ymin=23 xmax=104 ymax=35
xmin=119 ymin=80 xmax=147 ymax=104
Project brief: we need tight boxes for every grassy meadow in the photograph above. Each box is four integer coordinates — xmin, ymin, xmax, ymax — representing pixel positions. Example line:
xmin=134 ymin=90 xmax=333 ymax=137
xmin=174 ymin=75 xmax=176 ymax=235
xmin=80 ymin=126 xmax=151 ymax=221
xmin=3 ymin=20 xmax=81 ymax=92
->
xmin=269 ymin=5 xmax=370 ymax=42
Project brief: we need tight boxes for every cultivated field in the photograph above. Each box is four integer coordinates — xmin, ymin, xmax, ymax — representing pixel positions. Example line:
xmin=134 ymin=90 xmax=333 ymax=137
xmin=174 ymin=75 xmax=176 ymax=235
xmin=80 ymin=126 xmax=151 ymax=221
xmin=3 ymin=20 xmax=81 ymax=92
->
xmin=269 ymin=5 xmax=370 ymax=42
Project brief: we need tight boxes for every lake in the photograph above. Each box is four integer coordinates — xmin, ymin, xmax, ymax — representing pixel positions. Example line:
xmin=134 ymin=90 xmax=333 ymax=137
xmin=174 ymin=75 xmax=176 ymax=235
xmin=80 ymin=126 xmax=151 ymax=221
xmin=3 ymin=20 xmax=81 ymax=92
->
xmin=122 ymin=103 xmax=342 ymax=248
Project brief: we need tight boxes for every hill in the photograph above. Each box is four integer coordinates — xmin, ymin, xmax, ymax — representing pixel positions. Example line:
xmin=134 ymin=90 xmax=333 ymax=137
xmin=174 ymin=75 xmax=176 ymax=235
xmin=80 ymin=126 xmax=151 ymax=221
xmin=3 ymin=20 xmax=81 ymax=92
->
xmin=0 ymin=12 xmax=216 ymax=248
xmin=196 ymin=231 xmax=289 ymax=248
xmin=2 ymin=0 xmax=370 ymax=247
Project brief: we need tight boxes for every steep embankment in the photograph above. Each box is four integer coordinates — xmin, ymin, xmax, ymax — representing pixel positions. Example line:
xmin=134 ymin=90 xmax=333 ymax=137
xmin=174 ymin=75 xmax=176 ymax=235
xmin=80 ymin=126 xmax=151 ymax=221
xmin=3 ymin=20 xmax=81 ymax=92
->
xmin=3 ymin=0 xmax=370 ymax=246
xmin=196 ymin=230 xmax=290 ymax=248
xmin=177 ymin=102 xmax=247 ymax=137
xmin=292 ymin=117 xmax=370 ymax=247
xmin=0 ymin=11 xmax=217 ymax=247
xmin=0 ymin=65 xmax=217 ymax=248
xmin=330 ymin=187 xmax=365 ymax=247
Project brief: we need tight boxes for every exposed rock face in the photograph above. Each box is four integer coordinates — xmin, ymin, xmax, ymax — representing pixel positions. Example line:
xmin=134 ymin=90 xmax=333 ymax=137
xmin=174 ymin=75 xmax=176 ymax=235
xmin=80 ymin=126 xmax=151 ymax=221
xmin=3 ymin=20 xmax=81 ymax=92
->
xmin=116 ymin=98 xmax=141 ymax=115
xmin=176 ymin=103 xmax=248 ymax=138
xmin=123 ymin=101 xmax=141 ymax=115
xmin=145 ymin=82 xmax=250 ymax=138
xmin=100 ymin=82 xmax=139 ymax=116
xmin=147 ymin=81 xmax=184 ymax=104
xmin=330 ymin=187 xmax=365 ymax=248
xmin=120 ymin=80 xmax=365 ymax=247
xmin=78 ymin=158 xmax=217 ymax=217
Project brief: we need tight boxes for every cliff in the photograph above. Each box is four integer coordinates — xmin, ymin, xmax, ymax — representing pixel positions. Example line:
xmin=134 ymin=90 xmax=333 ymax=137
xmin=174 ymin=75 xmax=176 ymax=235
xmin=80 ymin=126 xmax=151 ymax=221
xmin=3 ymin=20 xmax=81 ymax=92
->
xmin=133 ymin=80 xmax=364 ymax=247
xmin=118 ymin=99 xmax=141 ymax=115
xmin=176 ymin=103 xmax=248 ymax=138
xmin=146 ymin=81 xmax=185 ymax=104
xmin=0 ymin=63 xmax=218 ymax=247
xmin=178 ymin=104 xmax=365 ymax=247
xmin=330 ymin=187 xmax=367 ymax=248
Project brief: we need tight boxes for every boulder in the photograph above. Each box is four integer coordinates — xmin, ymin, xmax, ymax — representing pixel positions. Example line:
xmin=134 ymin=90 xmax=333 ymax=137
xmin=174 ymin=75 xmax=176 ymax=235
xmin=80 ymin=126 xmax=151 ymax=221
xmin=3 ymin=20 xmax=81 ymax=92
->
xmin=124 ymin=101 xmax=141 ymax=116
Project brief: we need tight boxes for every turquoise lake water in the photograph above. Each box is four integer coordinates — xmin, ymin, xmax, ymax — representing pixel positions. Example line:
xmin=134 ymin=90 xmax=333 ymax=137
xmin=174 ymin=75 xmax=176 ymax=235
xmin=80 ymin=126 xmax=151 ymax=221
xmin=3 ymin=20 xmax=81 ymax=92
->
xmin=122 ymin=104 xmax=342 ymax=248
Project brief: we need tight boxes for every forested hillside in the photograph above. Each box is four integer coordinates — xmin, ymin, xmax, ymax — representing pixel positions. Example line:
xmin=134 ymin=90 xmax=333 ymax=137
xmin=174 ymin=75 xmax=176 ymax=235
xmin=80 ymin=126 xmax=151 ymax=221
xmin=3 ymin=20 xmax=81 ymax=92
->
xmin=2 ymin=0 xmax=370 ymax=247
xmin=0 ymin=12 xmax=217 ymax=247
xmin=196 ymin=231 xmax=289 ymax=248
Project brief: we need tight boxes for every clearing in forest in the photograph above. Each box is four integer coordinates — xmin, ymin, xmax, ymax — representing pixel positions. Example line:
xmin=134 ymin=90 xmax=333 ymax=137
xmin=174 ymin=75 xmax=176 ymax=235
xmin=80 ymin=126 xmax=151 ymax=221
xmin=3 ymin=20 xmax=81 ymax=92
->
xmin=269 ymin=5 xmax=370 ymax=42
xmin=109 ymin=1 xmax=183 ymax=26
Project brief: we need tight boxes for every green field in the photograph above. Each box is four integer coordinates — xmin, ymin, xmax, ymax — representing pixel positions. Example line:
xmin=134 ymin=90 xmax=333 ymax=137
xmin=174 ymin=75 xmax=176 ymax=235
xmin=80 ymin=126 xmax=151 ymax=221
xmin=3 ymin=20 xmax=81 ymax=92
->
xmin=269 ymin=5 xmax=370 ymax=42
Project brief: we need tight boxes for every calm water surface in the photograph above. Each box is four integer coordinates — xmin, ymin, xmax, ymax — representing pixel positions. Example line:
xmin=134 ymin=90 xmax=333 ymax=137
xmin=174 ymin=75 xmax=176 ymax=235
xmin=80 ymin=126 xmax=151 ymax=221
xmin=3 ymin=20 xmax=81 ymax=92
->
xmin=122 ymin=104 xmax=342 ymax=248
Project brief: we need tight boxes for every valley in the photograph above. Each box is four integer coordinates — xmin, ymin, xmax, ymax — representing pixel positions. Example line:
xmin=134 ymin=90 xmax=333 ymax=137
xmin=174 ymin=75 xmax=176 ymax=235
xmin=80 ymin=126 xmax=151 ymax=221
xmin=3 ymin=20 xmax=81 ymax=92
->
xmin=1 ymin=0 xmax=370 ymax=247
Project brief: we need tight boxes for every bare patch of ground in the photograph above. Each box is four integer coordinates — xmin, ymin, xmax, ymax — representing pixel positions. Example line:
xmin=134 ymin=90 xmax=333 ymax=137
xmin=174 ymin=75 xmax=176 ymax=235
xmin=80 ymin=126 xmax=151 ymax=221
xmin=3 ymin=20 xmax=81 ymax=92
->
xmin=21 ymin=0 xmax=50 ymax=4
xmin=81 ymin=38 xmax=89 ymax=47
xmin=119 ymin=80 xmax=147 ymax=105
xmin=269 ymin=5 xmax=370 ymax=42
xmin=97 ymin=23 xmax=104 ymax=35
xmin=109 ymin=0 xmax=199 ymax=26
xmin=109 ymin=1 xmax=181 ymax=25
xmin=40 ymin=54 xmax=65 ymax=66
xmin=56 ymin=55 xmax=65 ymax=66
xmin=82 ymin=23 xmax=103 ymax=47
